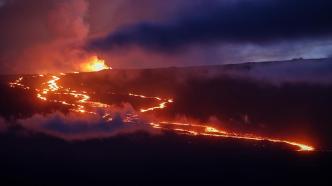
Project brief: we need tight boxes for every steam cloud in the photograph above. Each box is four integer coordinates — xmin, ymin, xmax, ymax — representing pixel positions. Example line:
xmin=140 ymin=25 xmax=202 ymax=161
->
xmin=17 ymin=111 xmax=152 ymax=141
xmin=0 ymin=103 xmax=155 ymax=141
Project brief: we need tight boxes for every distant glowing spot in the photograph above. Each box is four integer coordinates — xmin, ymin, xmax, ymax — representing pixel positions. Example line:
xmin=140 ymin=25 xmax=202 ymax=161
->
xmin=80 ymin=56 xmax=111 ymax=72
xmin=205 ymin=126 xmax=219 ymax=133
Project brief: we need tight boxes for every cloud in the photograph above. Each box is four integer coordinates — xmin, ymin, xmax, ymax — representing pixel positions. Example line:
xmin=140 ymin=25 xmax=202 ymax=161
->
xmin=89 ymin=0 xmax=332 ymax=52
xmin=17 ymin=111 xmax=153 ymax=141
xmin=16 ymin=103 xmax=155 ymax=140
xmin=1 ymin=0 xmax=332 ymax=72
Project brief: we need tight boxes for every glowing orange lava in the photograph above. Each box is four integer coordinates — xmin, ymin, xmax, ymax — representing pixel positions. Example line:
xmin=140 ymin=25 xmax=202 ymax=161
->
xmin=149 ymin=121 xmax=314 ymax=151
xmin=128 ymin=93 xmax=173 ymax=112
xmin=9 ymin=77 xmax=29 ymax=90
xmin=8 ymin=73 xmax=315 ymax=152
xmin=80 ymin=56 xmax=111 ymax=72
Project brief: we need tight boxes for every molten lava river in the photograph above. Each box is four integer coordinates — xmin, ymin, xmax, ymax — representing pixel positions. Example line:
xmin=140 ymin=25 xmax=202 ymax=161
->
xmin=8 ymin=72 xmax=314 ymax=152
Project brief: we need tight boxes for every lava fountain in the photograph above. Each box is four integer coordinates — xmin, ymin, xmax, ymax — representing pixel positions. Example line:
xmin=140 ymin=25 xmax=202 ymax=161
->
xmin=80 ymin=56 xmax=112 ymax=72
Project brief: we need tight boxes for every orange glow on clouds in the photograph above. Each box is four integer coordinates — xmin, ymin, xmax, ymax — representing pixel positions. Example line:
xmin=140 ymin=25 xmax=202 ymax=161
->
xmin=80 ymin=56 xmax=111 ymax=72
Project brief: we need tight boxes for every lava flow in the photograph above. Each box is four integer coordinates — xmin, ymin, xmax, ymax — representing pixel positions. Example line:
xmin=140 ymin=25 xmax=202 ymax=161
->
xmin=8 ymin=67 xmax=314 ymax=152
xmin=150 ymin=122 xmax=314 ymax=151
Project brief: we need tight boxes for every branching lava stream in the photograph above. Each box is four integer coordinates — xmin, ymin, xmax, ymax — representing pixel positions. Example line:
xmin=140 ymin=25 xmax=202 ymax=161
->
xmin=8 ymin=73 xmax=314 ymax=151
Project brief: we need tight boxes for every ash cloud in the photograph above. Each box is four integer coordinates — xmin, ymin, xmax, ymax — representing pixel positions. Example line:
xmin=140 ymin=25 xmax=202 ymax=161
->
xmin=89 ymin=0 xmax=332 ymax=52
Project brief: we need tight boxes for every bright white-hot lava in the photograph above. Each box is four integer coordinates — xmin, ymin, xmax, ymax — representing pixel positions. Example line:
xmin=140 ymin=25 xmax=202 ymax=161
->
xmin=80 ymin=56 xmax=111 ymax=72
xmin=8 ymin=72 xmax=314 ymax=152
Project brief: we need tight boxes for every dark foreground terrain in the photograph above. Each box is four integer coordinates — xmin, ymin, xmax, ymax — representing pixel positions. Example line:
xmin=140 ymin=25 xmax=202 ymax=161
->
xmin=0 ymin=131 xmax=331 ymax=185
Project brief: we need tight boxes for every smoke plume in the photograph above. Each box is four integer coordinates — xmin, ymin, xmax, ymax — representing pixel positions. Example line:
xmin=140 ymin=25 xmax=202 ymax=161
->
xmin=0 ymin=0 xmax=96 ymax=74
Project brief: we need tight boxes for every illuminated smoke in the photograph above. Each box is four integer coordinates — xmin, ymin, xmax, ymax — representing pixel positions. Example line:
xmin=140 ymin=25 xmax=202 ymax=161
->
xmin=0 ymin=0 xmax=101 ymax=74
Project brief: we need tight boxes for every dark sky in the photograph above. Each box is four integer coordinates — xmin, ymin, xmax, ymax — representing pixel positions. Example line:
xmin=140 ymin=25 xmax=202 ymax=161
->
xmin=0 ymin=0 xmax=332 ymax=73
